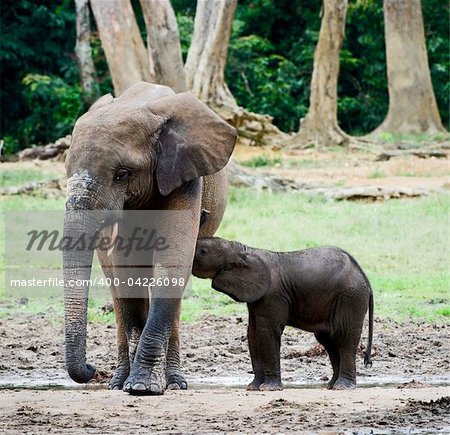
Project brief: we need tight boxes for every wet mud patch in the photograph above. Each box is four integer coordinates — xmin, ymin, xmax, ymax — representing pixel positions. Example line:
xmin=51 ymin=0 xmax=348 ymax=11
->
xmin=0 ymin=310 xmax=449 ymax=433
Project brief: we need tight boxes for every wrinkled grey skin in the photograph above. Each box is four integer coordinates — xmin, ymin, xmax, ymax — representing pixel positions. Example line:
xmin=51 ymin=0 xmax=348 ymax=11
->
xmin=64 ymin=83 xmax=236 ymax=395
xmin=193 ymin=237 xmax=374 ymax=391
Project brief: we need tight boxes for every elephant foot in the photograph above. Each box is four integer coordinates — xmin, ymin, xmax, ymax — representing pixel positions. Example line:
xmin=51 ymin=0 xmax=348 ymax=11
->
xmin=327 ymin=377 xmax=338 ymax=390
xmin=331 ymin=377 xmax=356 ymax=390
xmin=108 ymin=367 xmax=130 ymax=390
xmin=166 ymin=371 xmax=188 ymax=390
xmin=246 ymin=378 xmax=264 ymax=391
xmin=258 ymin=380 xmax=283 ymax=391
xmin=123 ymin=368 xmax=166 ymax=395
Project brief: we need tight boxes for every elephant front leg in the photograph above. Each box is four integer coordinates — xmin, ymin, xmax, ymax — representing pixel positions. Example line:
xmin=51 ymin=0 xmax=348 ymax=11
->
xmin=123 ymin=296 xmax=181 ymax=395
xmin=165 ymin=301 xmax=187 ymax=390
xmin=255 ymin=316 xmax=284 ymax=391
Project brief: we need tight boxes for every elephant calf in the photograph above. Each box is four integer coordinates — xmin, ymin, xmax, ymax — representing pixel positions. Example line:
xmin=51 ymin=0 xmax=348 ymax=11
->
xmin=192 ymin=237 xmax=374 ymax=391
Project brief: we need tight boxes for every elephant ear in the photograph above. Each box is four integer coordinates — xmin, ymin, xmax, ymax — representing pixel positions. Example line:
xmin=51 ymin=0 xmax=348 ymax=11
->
xmin=212 ymin=253 xmax=270 ymax=303
xmin=150 ymin=92 xmax=237 ymax=196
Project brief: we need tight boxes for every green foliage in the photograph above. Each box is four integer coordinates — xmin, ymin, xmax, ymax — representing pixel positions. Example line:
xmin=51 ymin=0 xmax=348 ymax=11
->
xmin=0 ymin=0 xmax=79 ymax=150
xmin=176 ymin=13 xmax=194 ymax=62
xmin=338 ymin=1 xmax=388 ymax=134
xmin=423 ymin=0 xmax=450 ymax=130
xmin=225 ymin=0 xmax=319 ymax=132
xmin=21 ymin=74 xmax=83 ymax=145
xmin=1 ymin=0 xmax=448 ymax=150
xmin=226 ymin=0 xmax=449 ymax=134
xmin=227 ymin=32 xmax=307 ymax=131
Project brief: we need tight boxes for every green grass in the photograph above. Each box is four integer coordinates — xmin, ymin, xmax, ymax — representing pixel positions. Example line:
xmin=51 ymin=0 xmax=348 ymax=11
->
xmin=286 ymin=158 xmax=327 ymax=169
xmin=0 ymin=169 xmax=60 ymax=188
xmin=1 ymin=184 xmax=449 ymax=323
xmin=240 ymin=155 xmax=282 ymax=168
xmin=375 ymin=132 xmax=450 ymax=144
xmin=367 ymin=169 xmax=386 ymax=179
xmin=394 ymin=171 xmax=434 ymax=178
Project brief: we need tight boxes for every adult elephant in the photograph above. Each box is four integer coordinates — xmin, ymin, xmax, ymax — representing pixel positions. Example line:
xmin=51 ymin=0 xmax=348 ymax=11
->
xmin=63 ymin=82 xmax=236 ymax=394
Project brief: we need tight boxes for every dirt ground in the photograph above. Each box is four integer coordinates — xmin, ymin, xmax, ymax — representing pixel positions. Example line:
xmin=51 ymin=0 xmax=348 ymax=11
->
xmin=0 ymin=311 xmax=449 ymax=433
xmin=1 ymin=146 xmax=449 ymax=432
xmin=232 ymin=144 xmax=450 ymax=192
xmin=2 ymin=143 xmax=450 ymax=193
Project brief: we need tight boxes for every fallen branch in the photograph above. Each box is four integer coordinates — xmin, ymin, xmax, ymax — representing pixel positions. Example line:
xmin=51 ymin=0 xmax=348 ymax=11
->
xmin=322 ymin=185 xmax=430 ymax=201
xmin=226 ymin=159 xmax=299 ymax=192
xmin=376 ymin=149 xmax=448 ymax=161
xmin=227 ymin=161 xmax=434 ymax=200
xmin=214 ymin=106 xmax=290 ymax=147
xmin=16 ymin=136 xmax=71 ymax=161
xmin=0 ymin=179 xmax=66 ymax=199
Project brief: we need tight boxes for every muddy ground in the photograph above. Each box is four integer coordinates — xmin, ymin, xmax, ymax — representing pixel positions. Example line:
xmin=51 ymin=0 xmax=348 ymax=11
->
xmin=1 ymin=146 xmax=449 ymax=432
xmin=0 ymin=311 xmax=449 ymax=433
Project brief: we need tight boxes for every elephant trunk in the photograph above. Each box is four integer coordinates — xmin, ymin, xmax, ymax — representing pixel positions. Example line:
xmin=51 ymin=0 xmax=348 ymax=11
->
xmin=63 ymin=210 xmax=97 ymax=383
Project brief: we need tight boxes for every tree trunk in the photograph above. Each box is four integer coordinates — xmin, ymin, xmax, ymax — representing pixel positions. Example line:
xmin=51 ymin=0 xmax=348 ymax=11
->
xmin=185 ymin=0 xmax=237 ymax=108
xmin=292 ymin=0 xmax=349 ymax=148
xmin=75 ymin=0 xmax=98 ymax=104
xmin=373 ymin=0 xmax=445 ymax=134
xmin=139 ymin=0 xmax=186 ymax=92
xmin=90 ymin=0 xmax=151 ymax=96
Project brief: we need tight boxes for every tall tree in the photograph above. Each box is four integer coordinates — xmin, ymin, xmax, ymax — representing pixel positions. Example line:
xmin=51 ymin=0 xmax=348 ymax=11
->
xmin=90 ymin=0 xmax=151 ymax=96
xmin=292 ymin=0 xmax=349 ymax=147
xmin=185 ymin=0 xmax=237 ymax=108
xmin=140 ymin=0 xmax=186 ymax=92
xmin=75 ymin=0 xmax=98 ymax=104
xmin=373 ymin=0 xmax=445 ymax=134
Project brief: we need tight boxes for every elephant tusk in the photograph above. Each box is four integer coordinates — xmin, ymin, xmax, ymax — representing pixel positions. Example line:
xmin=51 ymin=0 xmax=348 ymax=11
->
xmin=107 ymin=222 xmax=119 ymax=257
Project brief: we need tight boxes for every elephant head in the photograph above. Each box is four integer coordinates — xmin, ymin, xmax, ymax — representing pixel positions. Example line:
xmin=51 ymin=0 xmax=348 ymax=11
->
xmin=63 ymin=83 xmax=236 ymax=383
xmin=193 ymin=237 xmax=271 ymax=303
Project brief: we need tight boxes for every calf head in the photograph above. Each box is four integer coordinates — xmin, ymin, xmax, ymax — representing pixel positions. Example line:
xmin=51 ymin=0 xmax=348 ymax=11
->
xmin=193 ymin=237 xmax=270 ymax=303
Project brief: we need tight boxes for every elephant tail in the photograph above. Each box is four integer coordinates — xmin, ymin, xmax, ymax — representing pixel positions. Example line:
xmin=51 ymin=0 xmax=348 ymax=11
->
xmin=364 ymin=290 xmax=374 ymax=368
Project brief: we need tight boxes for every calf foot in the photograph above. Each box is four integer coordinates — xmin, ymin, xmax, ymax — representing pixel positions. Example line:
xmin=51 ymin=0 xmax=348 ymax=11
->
xmin=109 ymin=365 xmax=130 ymax=390
xmin=327 ymin=377 xmax=338 ymax=390
xmin=123 ymin=367 xmax=166 ymax=395
xmin=166 ymin=370 xmax=188 ymax=390
xmin=332 ymin=377 xmax=356 ymax=390
xmin=259 ymin=379 xmax=283 ymax=391
xmin=246 ymin=377 xmax=264 ymax=391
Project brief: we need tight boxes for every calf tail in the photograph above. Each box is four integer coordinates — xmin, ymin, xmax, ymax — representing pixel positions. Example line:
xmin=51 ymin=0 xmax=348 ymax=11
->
xmin=364 ymin=290 xmax=374 ymax=368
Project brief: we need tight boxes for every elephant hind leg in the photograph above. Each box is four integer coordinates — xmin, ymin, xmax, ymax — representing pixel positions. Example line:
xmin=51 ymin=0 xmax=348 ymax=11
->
xmin=109 ymin=297 xmax=130 ymax=390
xmin=109 ymin=297 xmax=148 ymax=390
xmin=329 ymin=326 xmax=361 ymax=389
xmin=332 ymin=344 xmax=358 ymax=389
xmin=315 ymin=332 xmax=340 ymax=389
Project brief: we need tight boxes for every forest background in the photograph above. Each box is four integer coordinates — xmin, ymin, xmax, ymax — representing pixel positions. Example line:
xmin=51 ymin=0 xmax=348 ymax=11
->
xmin=1 ymin=0 xmax=448 ymax=154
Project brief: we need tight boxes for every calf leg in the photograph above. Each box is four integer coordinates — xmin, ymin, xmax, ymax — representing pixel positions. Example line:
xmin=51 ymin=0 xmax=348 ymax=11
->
xmin=315 ymin=332 xmax=340 ymax=389
xmin=333 ymin=344 xmax=358 ymax=389
xmin=254 ymin=316 xmax=284 ymax=391
xmin=246 ymin=312 xmax=265 ymax=390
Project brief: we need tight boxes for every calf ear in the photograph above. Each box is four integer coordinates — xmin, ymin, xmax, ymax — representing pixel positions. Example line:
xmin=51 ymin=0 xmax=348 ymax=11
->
xmin=212 ymin=253 xmax=270 ymax=303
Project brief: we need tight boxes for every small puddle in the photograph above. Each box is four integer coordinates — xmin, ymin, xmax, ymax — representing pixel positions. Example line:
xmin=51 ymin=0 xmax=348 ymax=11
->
xmin=0 ymin=371 xmax=449 ymax=391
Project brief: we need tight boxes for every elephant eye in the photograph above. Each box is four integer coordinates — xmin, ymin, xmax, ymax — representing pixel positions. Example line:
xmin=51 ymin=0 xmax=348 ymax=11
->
xmin=115 ymin=169 xmax=131 ymax=182
xmin=200 ymin=247 xmax=208 ymax=255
